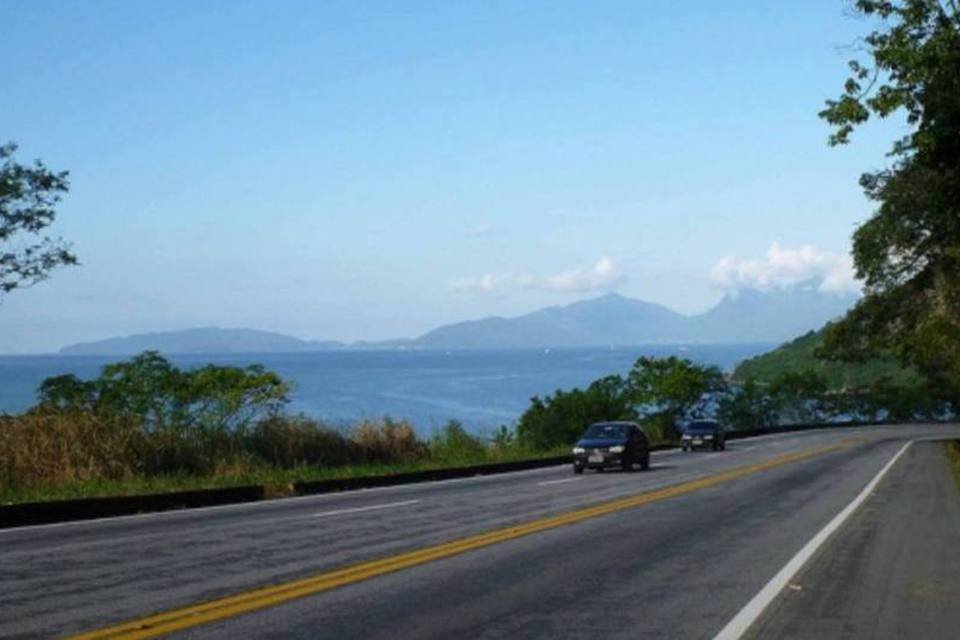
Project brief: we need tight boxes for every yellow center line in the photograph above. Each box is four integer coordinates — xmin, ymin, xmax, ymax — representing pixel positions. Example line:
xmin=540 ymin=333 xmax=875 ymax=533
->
xmin=67 ymin=441 xmax=851 ymax=640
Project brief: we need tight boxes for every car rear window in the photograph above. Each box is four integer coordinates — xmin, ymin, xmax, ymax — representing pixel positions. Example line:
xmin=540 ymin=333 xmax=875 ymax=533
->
xmin=583 ymin=423 xmax=629 ymax=438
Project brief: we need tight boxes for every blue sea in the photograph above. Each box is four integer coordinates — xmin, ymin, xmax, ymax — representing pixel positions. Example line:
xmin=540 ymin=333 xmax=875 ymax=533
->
xmin=0 ymin=345 xmax=773 ymax=435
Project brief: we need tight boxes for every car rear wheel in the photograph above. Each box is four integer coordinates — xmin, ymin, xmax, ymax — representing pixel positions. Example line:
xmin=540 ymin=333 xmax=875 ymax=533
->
xmin=621 ymin=458 xmax=633 ymax=472
xmin=640 ymin=453 xmax=650 ymax=471
xmin=573 ymin=463 xmax=584 ymax=474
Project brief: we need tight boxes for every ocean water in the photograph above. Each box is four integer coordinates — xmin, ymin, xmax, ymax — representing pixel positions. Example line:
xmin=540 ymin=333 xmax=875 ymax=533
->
xmin=0 ymin=344 xmax=773 ymax=434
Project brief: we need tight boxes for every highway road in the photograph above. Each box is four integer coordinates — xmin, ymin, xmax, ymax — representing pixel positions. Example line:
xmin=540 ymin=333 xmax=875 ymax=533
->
xmin=3 ymin=424 xmax=960 ymax=639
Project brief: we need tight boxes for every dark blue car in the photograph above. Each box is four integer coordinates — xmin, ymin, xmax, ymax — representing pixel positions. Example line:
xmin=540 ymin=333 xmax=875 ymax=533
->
xmin=681 ymin=419 xmax=726 ymax=451
xmin=572 ymin=421 xmax=651 ymax=473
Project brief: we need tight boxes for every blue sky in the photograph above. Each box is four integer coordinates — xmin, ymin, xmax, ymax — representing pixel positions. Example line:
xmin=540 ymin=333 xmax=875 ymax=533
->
xmin=2 ymin=1 xmax=903 ymax=353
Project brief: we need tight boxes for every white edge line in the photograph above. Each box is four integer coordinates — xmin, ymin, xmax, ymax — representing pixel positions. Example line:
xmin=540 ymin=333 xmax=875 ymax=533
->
xmin=311 ymin=499 xmax=421 ymax=518
xmin=712 ymin=440 xmax=913 ymax=640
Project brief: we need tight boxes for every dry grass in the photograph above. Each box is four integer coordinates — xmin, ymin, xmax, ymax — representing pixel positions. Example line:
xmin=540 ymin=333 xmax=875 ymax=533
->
xmin=0 ymin=410 xmax=557 ymax=503
xmin=351 ymin=418 xmax=424 ymax=462
xmin=0 ymin=410 xmax=143 ymax=491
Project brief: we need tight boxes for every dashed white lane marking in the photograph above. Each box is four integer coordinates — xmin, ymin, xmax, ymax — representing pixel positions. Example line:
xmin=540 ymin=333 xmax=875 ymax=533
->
xmin=312 ymin=499 xmax=421 ymax=518
xmin=712 ymin=440 xmax=913 ymax=640
xmin=537 ymin=478 xmax=583 ymax=487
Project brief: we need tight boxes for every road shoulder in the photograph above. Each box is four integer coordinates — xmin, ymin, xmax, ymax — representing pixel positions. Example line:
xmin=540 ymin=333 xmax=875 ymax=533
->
xmin=744 ymin=440 xmax=960 ymax=639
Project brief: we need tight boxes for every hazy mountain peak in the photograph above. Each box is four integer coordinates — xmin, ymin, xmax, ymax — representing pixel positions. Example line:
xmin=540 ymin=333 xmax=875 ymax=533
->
xmin=411 ymin=285 xmax=854 ymax=349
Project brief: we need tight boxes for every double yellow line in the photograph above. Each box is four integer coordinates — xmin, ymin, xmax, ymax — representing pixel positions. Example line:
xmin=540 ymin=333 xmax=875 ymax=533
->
xmin=69 ymin=442 xmax=848 ymax=640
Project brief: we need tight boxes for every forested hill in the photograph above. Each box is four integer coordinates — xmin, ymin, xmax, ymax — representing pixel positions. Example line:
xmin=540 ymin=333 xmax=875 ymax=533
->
xmin=732 ymin=327 xmax=917 ymax=389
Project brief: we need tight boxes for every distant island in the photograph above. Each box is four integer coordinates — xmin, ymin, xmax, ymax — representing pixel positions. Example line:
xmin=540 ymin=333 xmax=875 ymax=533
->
xmin=60 ymin=328 xmax=345 ymax=355
xmin=59 ymin=280 xmax=857 ymax=355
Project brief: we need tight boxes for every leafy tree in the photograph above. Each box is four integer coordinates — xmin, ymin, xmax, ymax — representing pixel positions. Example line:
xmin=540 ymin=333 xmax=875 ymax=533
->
xmin=0 ymin=142 xmax=76 ymax=295
xmin=180 ymin=362 xmax=290 ymax=431
xmin=516 ymin=375 xmax=637 ymax=450
xmin=36 ymin=351 xmax=291 ymax=433
xmin=861 ymin=375 xmax=949 ymax=421
xmin=37 ymin=374 xmax=97 ymax=411
xmin=819 ymin=0 xmax=960 ymax=410
xmin=626 ymin=356 xmax=726 ymax=438
xmin=768 ymin=370 xmax=829 ymax=424
xmin=95 ymin=351 xmax=183 ymax=431
xmin=717 ymin=378 xmax=779 ymax=430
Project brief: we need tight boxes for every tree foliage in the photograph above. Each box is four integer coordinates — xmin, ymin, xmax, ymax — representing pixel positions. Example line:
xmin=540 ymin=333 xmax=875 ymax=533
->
xmin=717 ymin=379 xmax=779 ymax=430
xmin=0 ymin=142 xmax=76 ymax=295
xmin=626 ymin=356 xmax=726 ymax=419
xmin=37 ymin=351 xmax=291 ymax=433
xmin=516 ymin=375 xmax=638 ymax=450
xmin=819 ymin=0 xmax=960 ymax=409
xmin=768 ymin=370 xmax=829 ymax=424
xmin=516 ymin=357 xmax=726 ymax=448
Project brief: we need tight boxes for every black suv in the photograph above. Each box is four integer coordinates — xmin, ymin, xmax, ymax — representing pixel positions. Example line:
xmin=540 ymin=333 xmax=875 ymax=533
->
xmin=681 ymin=420 xmax=726 ymax=451
xmin=573 ymin=421 xmax=650 ymax=473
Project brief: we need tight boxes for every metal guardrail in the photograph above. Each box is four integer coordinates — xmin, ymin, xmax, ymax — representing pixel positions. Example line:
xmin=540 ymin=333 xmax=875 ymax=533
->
xmin=0 ymin=485 xmax=265 ymax=529
xmin=0 ymin=456 xmax=571 ymax=529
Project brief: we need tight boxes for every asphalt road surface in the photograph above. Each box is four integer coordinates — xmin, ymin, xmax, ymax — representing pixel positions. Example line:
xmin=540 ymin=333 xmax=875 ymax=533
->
xmin=3 ymin=424 xmax=959 ymax=639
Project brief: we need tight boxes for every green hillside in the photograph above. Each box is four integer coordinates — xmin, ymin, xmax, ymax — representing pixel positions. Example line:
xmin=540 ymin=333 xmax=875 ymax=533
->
xmin=733 ymin=327 xmax=918 ymax=390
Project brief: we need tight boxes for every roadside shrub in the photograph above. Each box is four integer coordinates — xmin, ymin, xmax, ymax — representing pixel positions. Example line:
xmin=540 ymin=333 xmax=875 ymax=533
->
xmin=249 ymin=415 xmax=359 ymax=468
xmin=135 ymin=423 xmax=249 ymax=477
xmin=350 ymin=418 xmax=425 ymax=463
xmin=490 ymin=425 xmax=515 ymax=452
xmin=429 ymin=420 xmax=487 ymax=462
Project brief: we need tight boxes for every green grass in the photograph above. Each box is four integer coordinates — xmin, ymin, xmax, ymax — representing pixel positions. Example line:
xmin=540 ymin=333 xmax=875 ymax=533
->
xmin=945 ymin=441 xmax=960 ymax=494
xmin=0 ymin=446 xmax=568 ymax=506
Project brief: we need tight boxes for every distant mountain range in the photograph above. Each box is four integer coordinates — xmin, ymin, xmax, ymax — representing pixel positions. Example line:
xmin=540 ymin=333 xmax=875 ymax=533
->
xmin=59 ymin=281 xmax=858 ymax=355
xmin=414 ymin=283 xmax=857 ymax=348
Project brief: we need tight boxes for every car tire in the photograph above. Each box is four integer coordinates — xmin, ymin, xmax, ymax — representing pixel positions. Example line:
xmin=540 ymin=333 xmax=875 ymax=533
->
xmin=720 ymin=441 xmax=726 ymax=451
xmin=573 ymin=464 xmax=584 ymax=474
xmin=621 ymin=458 xmax=633 ymax=472
xmin=640 ymin=454 xmax=650 ymax=471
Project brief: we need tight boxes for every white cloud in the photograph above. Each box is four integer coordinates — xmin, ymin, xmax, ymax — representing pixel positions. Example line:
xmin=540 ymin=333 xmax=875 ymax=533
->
xmin=450 ymin=273 xmax=499 ymax=293
xmin=466 ymin=223 xmax=496 ymax=237
xmin=710 ymin=243 xmax=859 ymax=294
xmin=450 ymin=257 xmax=625 ymax=295
xmin=520 ymin=257 xmax=625 ymax=293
